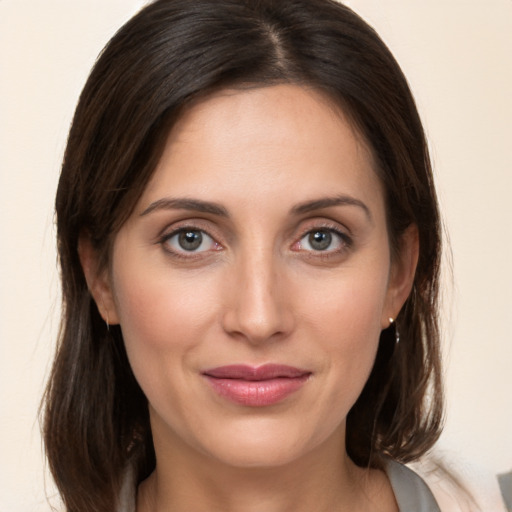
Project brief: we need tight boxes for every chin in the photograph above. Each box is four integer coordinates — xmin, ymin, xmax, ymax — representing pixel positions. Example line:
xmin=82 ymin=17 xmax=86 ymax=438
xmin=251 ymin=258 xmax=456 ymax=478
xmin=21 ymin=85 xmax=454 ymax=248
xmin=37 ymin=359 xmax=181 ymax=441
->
xmin=209 ymin=441 xmax=306 ymax=469
xmin=194 ymin=416 xmax=341 ymax=470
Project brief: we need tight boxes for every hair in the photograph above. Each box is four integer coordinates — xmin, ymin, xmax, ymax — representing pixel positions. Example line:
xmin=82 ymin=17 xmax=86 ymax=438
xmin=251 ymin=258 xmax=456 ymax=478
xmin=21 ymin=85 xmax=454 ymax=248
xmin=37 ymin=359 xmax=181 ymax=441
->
xmin=43 ymin=0 xmax=443 ymax=510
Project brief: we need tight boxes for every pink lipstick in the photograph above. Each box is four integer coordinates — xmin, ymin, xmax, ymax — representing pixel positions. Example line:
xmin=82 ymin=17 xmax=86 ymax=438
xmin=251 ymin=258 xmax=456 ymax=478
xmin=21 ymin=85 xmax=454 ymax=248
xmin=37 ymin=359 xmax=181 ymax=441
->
xmin=202 ymin=364 xmax=311 ymax=406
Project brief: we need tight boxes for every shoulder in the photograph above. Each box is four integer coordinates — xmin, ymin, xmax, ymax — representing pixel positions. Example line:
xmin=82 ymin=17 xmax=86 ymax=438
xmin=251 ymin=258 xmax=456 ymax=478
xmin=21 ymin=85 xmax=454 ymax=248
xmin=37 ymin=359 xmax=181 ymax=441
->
xmin=408 ymin=458 xmax=508 ymax=512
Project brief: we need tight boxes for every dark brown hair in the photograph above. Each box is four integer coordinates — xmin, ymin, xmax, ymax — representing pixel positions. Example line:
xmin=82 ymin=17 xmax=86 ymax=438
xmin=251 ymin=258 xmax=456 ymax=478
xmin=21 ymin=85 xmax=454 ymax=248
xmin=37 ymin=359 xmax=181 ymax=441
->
xmin=43 ymin=1 xmax=443 ymax=510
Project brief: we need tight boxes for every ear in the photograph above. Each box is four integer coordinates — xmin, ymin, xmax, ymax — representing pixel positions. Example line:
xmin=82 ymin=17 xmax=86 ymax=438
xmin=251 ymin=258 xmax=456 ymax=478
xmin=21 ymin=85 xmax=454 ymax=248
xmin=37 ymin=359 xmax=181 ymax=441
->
xmin=381 ymin=224 xmax=419 ymax=328
xmin=78 ymin=233 xmax=120 ymax=325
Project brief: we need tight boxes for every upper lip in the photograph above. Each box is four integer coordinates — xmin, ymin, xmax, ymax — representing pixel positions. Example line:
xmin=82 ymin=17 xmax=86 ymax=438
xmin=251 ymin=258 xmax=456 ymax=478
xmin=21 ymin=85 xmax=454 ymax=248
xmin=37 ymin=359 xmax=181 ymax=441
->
xmin=202 ymin=364 xmax=311 ymax=381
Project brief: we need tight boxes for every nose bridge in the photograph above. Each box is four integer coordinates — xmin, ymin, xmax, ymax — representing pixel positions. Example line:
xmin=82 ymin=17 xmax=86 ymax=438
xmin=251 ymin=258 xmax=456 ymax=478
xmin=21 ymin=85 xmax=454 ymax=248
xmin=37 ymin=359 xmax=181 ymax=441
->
xmin=223 ymin=242 xmax=291 ymax=343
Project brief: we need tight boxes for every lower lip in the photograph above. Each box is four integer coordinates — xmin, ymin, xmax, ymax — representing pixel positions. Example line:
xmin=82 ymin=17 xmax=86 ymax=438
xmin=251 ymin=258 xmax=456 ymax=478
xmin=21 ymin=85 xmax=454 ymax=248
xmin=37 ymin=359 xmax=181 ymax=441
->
xmin=204 ymin=375 xmax=310 ymax=406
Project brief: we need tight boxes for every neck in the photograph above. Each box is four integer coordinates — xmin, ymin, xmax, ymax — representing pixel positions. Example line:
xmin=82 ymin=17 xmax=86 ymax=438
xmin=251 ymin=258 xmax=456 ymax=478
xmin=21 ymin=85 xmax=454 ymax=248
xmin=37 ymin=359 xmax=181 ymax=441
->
xmin=137 ymin=424 xmax=395 ymax=512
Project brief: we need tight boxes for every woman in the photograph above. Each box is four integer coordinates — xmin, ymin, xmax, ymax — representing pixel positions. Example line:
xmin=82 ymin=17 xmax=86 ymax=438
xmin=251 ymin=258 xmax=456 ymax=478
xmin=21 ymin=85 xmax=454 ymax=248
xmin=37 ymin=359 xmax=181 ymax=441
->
xmin=43 ymin=0 xmax=444 ymax=510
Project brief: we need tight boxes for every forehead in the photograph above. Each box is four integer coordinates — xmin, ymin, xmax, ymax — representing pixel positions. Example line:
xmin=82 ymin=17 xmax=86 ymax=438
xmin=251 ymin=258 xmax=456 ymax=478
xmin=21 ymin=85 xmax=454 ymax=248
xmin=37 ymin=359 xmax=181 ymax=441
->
xmin=137 ymin=84 xmax=384 ymax=218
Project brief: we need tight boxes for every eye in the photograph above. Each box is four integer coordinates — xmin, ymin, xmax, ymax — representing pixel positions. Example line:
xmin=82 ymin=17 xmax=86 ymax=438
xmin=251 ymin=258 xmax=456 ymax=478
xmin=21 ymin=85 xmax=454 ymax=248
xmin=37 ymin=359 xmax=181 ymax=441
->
xmin=296 ymin=228 xmax=350 ymax=253
xmin=162 ymin=228 xmax=219 ymax=254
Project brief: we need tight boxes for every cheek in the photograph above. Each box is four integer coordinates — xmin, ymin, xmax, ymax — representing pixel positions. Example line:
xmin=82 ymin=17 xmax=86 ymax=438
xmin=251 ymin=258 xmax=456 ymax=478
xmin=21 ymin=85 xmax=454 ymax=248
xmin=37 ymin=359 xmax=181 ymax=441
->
xmin=302 ymin=265 xmax=389 ymax=401
xmin=110 ymin=257 xmax=221 ymax=394
xmin=113 ymin=260 xmax=215 ymax=340
xmin=305 ymin=266 xmax=388 ymax=343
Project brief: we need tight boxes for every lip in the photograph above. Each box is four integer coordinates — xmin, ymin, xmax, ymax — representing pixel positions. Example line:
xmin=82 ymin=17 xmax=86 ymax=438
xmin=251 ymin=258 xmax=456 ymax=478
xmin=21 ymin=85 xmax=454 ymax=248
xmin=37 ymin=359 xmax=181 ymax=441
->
xmin=202 ymin=364 xmax=311 ymax=407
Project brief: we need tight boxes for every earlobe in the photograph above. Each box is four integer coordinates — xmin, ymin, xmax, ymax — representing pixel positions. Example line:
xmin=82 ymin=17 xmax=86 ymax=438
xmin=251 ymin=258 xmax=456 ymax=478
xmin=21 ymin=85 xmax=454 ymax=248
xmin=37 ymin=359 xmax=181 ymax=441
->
xmin=78 ymin=233 xmax=120 ymax=325
xmin=382 ymin=224 xmax=419 ymax=328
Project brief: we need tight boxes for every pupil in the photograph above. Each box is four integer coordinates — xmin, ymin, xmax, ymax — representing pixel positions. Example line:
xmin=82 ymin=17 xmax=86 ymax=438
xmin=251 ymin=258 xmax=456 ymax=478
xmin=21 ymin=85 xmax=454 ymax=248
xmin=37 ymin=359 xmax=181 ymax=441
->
xmin=179 ymin=230 xmax=202 ymax=251
xmin=309 ymin=230 xmax=331 ymax=251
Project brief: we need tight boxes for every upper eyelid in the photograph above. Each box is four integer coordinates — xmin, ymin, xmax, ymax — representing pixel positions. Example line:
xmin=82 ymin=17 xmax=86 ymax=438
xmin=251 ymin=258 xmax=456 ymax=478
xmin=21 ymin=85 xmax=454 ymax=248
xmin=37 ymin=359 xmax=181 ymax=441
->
xmin=298 ymin=227 xmax=351 ymax=246
xmin=157 ymin=220 xmax=221 ymax=242
xmin=161 ymin=227 xmax=213 ymax=241
xmin=295 ymin=219 xmax=352 ymax=239
xmin=161 ymin=225 xmax=210 ymax=237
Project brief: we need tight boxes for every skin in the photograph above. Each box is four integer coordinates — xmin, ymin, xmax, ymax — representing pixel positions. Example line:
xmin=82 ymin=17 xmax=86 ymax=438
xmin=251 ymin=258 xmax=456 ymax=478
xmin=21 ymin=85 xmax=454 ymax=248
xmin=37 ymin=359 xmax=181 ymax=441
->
xmin=80 ymin=84 xmax=418 ymax=511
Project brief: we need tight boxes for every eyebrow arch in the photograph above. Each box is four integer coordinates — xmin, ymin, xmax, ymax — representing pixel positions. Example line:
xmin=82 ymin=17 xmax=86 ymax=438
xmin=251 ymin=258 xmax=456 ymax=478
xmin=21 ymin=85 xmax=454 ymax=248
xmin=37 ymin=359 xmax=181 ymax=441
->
xmin=140 ymin=198 xmax=229 ymax=217
xmin=291 ymin=195 xmax=372 ymax=222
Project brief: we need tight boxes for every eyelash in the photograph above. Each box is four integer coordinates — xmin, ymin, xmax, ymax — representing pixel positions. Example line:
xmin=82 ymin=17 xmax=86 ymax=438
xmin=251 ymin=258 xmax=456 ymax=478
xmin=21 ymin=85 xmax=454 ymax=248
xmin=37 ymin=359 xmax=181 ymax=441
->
xmin=293 ymin=224 xmax=353 ymax=256
xmin=159 ymin=226 xmax=221 ymax=259
xmin=158 ymin=223 xmax=353 ymax=259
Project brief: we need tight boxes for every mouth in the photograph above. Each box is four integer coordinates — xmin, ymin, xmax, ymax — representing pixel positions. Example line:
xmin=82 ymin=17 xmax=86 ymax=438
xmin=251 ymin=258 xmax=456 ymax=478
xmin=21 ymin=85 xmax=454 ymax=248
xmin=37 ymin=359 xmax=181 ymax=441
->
xmin=202 ymin=364 xmax=312 ymax=407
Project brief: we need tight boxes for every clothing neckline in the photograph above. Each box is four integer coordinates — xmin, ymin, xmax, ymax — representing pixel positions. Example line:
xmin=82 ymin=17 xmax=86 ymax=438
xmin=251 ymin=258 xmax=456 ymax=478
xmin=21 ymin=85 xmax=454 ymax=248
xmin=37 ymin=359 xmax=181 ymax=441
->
xmin=118 ymin=460 xmax=441 ymax=512
xmin=386 ymin=459 xmax=441 ymax=511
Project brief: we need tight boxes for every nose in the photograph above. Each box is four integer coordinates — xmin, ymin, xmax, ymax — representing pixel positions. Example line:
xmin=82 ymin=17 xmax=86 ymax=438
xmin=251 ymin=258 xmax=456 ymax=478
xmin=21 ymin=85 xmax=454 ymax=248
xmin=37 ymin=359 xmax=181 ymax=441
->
xmin=221 ymin=251 xmax=294 ymax=345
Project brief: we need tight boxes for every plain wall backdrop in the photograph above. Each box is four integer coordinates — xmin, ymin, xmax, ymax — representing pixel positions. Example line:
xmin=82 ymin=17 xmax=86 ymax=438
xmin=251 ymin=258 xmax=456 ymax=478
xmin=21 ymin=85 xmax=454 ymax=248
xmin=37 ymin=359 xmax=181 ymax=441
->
xmin=1 ymin=1 xmax=511 ymax=510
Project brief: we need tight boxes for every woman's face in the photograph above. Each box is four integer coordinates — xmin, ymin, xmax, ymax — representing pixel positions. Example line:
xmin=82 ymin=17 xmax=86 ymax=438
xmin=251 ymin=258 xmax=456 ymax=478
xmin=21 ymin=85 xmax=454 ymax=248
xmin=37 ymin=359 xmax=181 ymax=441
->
xmin=97 ymin=84 xmax=415 ymax=468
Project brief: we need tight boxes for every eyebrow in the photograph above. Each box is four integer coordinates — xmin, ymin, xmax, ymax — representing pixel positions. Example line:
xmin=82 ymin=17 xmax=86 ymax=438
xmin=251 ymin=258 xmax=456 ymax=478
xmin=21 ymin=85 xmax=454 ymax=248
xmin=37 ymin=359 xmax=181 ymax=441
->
xmin=140 ymin=198 xmax=229 ymax=217
xmin=291 ymin=195 xmax=372 ymax=221
xmin=140 ymin=194 xmax=372 ymax=221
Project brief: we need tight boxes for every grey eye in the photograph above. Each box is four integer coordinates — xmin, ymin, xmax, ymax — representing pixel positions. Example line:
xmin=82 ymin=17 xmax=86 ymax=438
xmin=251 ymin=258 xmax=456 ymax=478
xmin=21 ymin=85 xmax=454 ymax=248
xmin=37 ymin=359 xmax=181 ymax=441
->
xmin=178 ymin=230 xmax=203 ymax=251
xmin=296 ymin=228 xmax=349 ymax=254
xmin=163 ymin=229 xmax=217 ymax=254
xmin=307 ymin=230 xmax=333 ymax=251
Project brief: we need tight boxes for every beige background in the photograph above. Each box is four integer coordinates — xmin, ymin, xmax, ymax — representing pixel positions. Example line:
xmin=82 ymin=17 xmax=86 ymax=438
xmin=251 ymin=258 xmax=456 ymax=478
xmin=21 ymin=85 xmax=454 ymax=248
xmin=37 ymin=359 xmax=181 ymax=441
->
xmin=1 ymin=1 xmax=511 ymax=510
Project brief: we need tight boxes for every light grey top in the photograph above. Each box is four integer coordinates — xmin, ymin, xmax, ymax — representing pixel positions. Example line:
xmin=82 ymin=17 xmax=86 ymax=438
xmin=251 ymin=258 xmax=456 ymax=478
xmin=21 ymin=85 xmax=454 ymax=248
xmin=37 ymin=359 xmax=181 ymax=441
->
xmin=118 ymin=460 xmax=441 ymax=512
xmin=498 ymin=470 xmax=512 ymax=511
xmin=386 ymin=459 xmax=441 ymax=512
